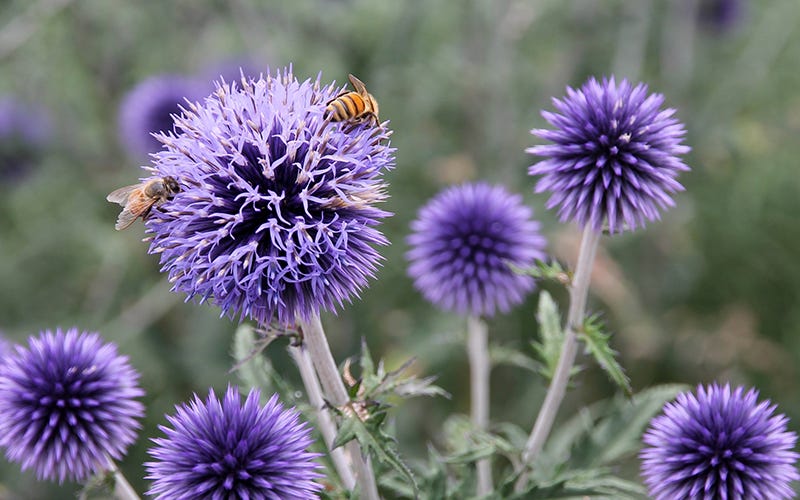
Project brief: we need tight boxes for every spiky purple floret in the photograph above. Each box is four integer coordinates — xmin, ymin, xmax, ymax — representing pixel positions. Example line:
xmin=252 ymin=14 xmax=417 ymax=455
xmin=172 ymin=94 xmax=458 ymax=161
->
xmin=406 ymin=182 xmax=547 ymax=317
xmin=641 ymin=383 xmax=800 ymax=500
xmin=118 ymin=74 xmax=205 ymax=158
xmin=146 ymin=386 xmax=322 ymax=500
xmin=0 ymin=328 xmax=144 ymax=483
xmin=145 ymin=67 xmax=394 ymax=326
xmin=528 ymin=76 xmax=690 ymax=234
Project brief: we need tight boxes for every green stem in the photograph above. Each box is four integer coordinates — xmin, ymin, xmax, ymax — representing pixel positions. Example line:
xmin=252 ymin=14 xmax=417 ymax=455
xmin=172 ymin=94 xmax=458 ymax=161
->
xmin=515 ymin=227 xmax=601 ymax=492
xmin=289 ymin=344 xmax=357 ymax=489
xmin=299 ymin=315 xmax=380 ymax=500
xmin=467 ymin=315 xmax=492 ymax=495
xmin=104 ymin=456 xmax=141 ymax=500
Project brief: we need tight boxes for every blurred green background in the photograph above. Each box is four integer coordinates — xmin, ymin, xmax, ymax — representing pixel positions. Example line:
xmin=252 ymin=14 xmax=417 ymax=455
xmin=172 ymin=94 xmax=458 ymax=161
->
xmin=1 ymin=0 xmax=799 ymax=497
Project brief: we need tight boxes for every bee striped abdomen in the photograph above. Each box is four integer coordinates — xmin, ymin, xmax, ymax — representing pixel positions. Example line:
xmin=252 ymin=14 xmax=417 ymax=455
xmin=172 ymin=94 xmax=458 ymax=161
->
xmin=326 ymin=92 xmax=367 ymax=122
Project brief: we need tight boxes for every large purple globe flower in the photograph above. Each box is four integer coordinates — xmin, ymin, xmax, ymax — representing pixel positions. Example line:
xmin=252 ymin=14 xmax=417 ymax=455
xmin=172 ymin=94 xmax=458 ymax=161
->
xmin=528 ymin=77 xmax=690 ymax=234
xmin=145 ymin=68 xmax=394 ymax=326
xmin=0 ymin=328 xmax=144 ymax=483
xmin=641 ymin=383 xmax=799 ymax=500
xmin=406 ymin=182 xmax=547 ymax=317
xmin=118 ymin=74 xmax=205 ymax=158
xmin=146 ymin=386 xmax=322 ymax=499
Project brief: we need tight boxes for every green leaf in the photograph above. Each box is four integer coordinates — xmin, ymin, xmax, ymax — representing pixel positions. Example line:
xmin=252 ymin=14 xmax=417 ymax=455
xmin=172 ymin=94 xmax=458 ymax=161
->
xmin=355 ymin=339 xmax=449 ymax=402
xmin=578 ymin=314 xmax=632 ymax=396
xmin=508 ymin=259 xmax=572 ymax=285
xmin=544 ymin=384 xmax=687 ymax=471
xmin=505 ymin=466 xmax=649 ymax=500
xmin=490 ymin=344 xmax=540 ymax=373
xmin=331 ymin=409 xmax=418 ymax=495
xmin=497 ymin=474 xmax=612 ymax=500
xmin=380 ymin=446 xmax=454 ymax=499
xmin=531 ymin=291 xmax=565 ymax=380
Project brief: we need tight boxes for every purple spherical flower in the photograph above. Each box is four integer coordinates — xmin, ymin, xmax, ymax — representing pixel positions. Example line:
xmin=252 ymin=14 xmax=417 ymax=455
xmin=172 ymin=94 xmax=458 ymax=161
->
xmin=145 ymin=67 xmax=394 ymax=326
xmin=0 ymin=327 xmax=144 ymax=483
xmin=118 ymin=74 xmax=205 ymax=158
xmin=146 ymin=386 xmax=322 ymax=499
xmin=641 ymin=383 xmax=800 ymax=500
xmin=528 ymin=77 xmax=690 ymax=233
xmin=406 ymin=182 xmax=547 ymax=317
xmin=0 ymin=95 xmax=51 ymax=182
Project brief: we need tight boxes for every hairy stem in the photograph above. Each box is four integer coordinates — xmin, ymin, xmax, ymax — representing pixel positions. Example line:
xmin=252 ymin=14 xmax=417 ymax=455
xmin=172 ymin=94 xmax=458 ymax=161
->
xmin=515 ymin=227 xmax=601 ymax=492
xmin=289 ymin=344 xmax=357 ymax=489
xmin=467 ymin=315 xmax=493 ymax=495
xmin=299 ymin=315 xmax=380 ymax=500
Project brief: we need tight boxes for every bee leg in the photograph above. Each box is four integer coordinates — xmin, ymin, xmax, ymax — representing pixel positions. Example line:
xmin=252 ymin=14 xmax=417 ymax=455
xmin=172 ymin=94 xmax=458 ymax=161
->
xmin=141 ymin=205 xmax=154 ymax=221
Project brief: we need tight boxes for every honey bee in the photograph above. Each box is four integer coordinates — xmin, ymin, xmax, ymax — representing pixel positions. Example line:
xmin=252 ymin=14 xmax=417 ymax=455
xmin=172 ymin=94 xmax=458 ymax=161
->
xmin=325 ymin=74 xmax=380 ymax=126
xmin=106 ymin=176 xmax=180 ymax=230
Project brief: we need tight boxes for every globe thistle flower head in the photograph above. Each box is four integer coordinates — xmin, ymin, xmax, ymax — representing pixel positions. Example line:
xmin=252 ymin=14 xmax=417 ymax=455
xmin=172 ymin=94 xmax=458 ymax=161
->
xmin=0 ymin=95 xmax=51 ymax=183
xmin=528 ymin=76 xmax=690 ymax=234
xmin=406 ymin=182 xmax=547 ymax=317
xmin=146 ymin=386 xmax=322 ymax=499
xmin=0 ymin=327 xmax=145 ymax=483
xmin=118 ymin=74 xmax=205 ymax=158
xmin=146 ymin=67 xmax=394 ymax=326
xmin=641 ymin=383 xmax=800 ymax=500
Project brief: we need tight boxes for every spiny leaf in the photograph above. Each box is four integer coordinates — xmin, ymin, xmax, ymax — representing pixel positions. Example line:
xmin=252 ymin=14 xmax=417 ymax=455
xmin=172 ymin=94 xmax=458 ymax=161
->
xmin=544 ymin=384 xmax=687 ymax=471
xmin=332 ymin=409 xmax=418 ymax=495
xmin=497 ymin=474 xmax=612 ymax=500
xmin=578 ymin=314 xmax=632 ymax=396
xmin=355 ymin=339 xmax=449 ymax=402
xmin=531 ymin=291 xmax=565 ymax=380
xmin=359 ymin=337 xmax=376 ymax=383
xmin=508 ymin=259 xmax=571 ymax=285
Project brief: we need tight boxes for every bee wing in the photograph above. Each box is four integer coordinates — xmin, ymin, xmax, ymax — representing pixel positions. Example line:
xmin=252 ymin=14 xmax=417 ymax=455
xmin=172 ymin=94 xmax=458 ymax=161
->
xmin=114 ymin=197 xmax=155 ymax=231
xmin=106 ymin=184 xmax=139 ymax=206
xmin=347 ymin=74 xmax=368 ymax=94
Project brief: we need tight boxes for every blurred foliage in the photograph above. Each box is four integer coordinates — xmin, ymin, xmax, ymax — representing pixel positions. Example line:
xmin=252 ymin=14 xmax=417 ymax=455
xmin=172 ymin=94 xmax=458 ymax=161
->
xmin=1 ymin=0 xmax=799 ymax=497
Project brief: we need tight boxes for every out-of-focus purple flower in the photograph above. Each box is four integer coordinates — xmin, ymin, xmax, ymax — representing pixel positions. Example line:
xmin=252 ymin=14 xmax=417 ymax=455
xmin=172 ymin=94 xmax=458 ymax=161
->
xmin=528 ymin=77 xmax=690 ymax=234
xmin=146 ymin=386 xmax=322 ymax=499
xmin=700 ymin=0 xmax=745 ymax=33
xmin=0 ymin=96 xmax=51 ymax=183
xmin=406 ymin=182 xmax=547 ymax=317
xmin=199 ymin=57 xmax=265 ymax=92
xmin=145 ymin=67 xmax=394 ymax=326
xmin=117 ymin=74 xmax=205 ymax=158
xmin=641 ymin=383 xmax=799 ymax=500
xmin=0 ymin=327 xmax=144 ymax=483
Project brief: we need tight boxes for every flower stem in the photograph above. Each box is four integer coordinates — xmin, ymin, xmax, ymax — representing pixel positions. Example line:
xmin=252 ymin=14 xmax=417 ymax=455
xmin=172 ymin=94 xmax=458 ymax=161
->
xmin=299 ymin=315 xmax=380 ymax=500
xmin=289 ymin=344 xmax=357 ymax=490
xmin=289 ymin=345 xmax=356 ymax=490
xmin=104 ymin=457 xmax=141 ymax=500
xmin=515 ymin=227 xmax=601 ymax=492
xmin=467 ymin=315 xmax=493 ymax=495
